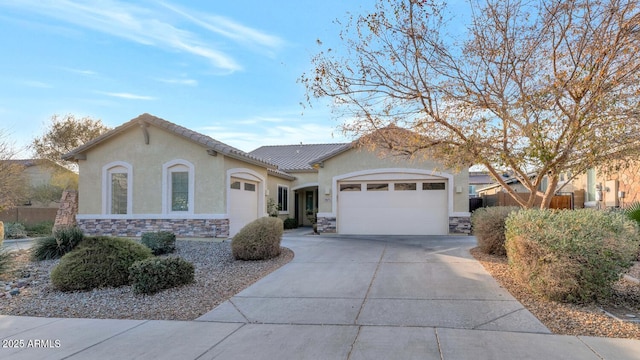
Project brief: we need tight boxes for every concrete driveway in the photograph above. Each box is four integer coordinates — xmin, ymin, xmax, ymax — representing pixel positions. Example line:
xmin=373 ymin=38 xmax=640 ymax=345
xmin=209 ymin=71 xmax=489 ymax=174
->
xmin=199 ymin=233 xmax=547 ymax=332
xmin=2 ymin=230 xmax=639 ymax=359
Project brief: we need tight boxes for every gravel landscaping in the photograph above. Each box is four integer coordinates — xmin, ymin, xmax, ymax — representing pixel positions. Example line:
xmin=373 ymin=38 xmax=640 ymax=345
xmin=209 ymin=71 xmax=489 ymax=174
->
xmin=2 ymin=238 xmax=638 ymax=340
xmin=471 ymin=247 xmax=640 ymax=339
xmin=0 ymin=240 xmax=293 ymax=320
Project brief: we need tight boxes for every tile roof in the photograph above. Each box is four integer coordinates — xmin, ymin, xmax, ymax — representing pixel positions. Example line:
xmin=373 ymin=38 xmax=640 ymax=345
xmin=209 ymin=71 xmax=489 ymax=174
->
xmin=62 ymin=113 xmax=278 ymax=169
xmin=469 ymin=172 xmax=494 ymax=185
xmin=249 ymin=143 xmax=350 ymax=171
xmin=1 ymin=159 xmax=38 ymax=167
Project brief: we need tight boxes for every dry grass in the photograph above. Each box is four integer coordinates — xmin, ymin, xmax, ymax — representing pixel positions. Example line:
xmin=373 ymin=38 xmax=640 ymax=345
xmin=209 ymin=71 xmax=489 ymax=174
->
xmin=471 ymin=247 xmax=640 ymax=339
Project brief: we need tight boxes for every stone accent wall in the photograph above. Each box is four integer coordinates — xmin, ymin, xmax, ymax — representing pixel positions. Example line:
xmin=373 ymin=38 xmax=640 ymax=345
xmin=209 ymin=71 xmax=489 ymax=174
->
xmin=77 ymin=218 xmax=230 ymax=238
xmin=317 ymin=216 xmax=337 ymax=233
xmin=609 ymin=162 xmax=640 ymax=205
xmin=449 ymin=216 xmax=471 ymax=234
xmin=54 ymin=190 xmax=78 ymax=231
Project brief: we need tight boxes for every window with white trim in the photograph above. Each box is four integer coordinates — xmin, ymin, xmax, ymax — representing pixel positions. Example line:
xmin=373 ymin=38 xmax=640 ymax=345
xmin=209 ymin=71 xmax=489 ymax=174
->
xmin=110 ymin=172 xmax=128 ymax=214
xmin=277 ymin=185 xmax=289 ymax=213
xmin=163 ymin=160 xmax=194 ymax=214
xmin=171 ymin=171 xmax=189 ymax=211
xmin=102 ymin=162 xmax=132 ymax=215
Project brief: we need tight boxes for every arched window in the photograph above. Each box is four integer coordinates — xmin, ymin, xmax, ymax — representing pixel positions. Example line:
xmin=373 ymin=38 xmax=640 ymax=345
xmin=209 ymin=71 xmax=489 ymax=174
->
xmin=102 ymin=161 xmax=132 ymax=215
xmin=162 ymin=160 xmax=195 ymax=214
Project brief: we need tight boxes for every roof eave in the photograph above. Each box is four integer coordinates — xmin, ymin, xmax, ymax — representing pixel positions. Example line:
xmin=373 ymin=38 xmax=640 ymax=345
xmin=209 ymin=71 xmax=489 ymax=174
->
xmin=307 ymin=143 xmax=354 ymax=167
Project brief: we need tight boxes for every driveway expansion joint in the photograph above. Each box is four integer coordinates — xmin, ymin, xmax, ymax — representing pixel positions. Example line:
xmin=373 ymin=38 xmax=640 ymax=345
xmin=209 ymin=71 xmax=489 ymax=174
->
xmin=354 ymin=244 xmax=387 ymax=325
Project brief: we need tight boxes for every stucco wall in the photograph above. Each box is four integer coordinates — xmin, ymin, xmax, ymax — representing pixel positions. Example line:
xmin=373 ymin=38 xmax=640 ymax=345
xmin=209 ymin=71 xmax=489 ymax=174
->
xmin=264 ymin=174 xmax=294 ymax=217
xmin=317 ymin=148 xmax=469 ymax=214
xmin=571 ymin=164 xmax=640 ymax=207
xmin=77 ymin=125 xmax=225 ymax=215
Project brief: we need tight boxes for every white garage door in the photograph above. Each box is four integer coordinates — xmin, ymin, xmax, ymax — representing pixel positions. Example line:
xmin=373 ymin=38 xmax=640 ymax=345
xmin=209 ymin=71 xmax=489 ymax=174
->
xmin=338 ymin=180 xmax=448 ymax=235
xmin=229 ymin=178 xmax=259 ymax=236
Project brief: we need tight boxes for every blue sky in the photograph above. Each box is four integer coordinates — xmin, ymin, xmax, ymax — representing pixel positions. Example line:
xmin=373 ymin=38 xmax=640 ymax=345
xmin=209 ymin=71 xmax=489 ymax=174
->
xmin=0 ymin=0 xmax=468 ymax=157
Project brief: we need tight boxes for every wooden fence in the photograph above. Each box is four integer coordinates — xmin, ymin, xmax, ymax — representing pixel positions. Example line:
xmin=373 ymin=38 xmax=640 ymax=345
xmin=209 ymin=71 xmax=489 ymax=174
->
xmin=481 ymin=191 xmax=579 ymax=210
xmin=0 ymin=207 xmax=58 ymax=225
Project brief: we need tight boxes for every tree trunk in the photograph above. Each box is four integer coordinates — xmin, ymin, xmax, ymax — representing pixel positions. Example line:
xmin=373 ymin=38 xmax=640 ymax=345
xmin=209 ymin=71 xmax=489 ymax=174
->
xmin=539 ymin=175 xmax=560 ymax=209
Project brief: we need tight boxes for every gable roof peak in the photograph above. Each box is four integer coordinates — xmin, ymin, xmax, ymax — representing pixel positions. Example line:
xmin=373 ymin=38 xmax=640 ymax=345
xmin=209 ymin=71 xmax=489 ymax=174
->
xmin=62 ymin=113 xmax=277 ymax=169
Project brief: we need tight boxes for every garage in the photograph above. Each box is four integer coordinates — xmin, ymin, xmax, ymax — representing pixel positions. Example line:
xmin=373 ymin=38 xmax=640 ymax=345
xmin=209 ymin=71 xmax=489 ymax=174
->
xmin=228 ymin=177 xmax=259 ymax=236
xmin=337 ymin=178 xmax=448 ymax=235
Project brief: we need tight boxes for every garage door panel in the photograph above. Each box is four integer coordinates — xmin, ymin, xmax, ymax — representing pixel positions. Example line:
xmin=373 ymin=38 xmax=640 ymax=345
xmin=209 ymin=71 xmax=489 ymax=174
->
xmin=338 ymin=180 xmax=448 ymax=235
xmin=229 ymin=178 xmax=259 ymax=236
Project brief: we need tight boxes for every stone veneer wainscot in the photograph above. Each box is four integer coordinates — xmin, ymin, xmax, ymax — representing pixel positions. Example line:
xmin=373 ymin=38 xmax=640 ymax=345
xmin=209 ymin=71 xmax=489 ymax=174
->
xmin=318 ymin=215 xmax=471 ymax=235
xmin=77 ymin=218 xmax=229 ymax=238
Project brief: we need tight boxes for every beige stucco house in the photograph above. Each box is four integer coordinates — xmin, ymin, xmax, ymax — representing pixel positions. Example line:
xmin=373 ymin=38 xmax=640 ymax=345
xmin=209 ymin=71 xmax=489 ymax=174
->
xmin=569 ymin=165 xmax=640 ymax=209
xmin=63 ymin=114 xmax=470 ymax=237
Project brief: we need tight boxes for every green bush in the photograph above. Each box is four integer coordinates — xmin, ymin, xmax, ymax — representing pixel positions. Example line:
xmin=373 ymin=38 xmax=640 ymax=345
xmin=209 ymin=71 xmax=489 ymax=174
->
xmin=24 ymin=221 xmax=54 ymax=237
xmin=623 ymin=201 xmax=640 ymax=225
xmin=50 ymin=236 xmax=153 ymax=291
xmin=283 ymin=218 xmax=298 ymax=230
xmin=232 ymin=217 xmax=283 ymax=260
xmin=623 ymin=202 xmax=640 ymax=260
xmin=31 ymin=236 xmax=62 ymax=261
xmin=141 ymin=231 xmax=176 ymax=255
xmin=4 ymin=222 xmax=27 ymax=239
xmin=129 ymin=257 xmax=194 ymax=295
xmin=505 ymin=209 xmax=639 ymax=303
xmin=31 ymin=226 xmax=84 ymax=261
xmin=471 ymin=206 xmax=520 ymax=256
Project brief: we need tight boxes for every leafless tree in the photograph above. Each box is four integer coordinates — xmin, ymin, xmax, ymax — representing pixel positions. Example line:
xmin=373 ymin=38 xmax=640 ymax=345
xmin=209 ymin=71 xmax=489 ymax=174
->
xmin=302 ymin=0 xmax=640 ymax=208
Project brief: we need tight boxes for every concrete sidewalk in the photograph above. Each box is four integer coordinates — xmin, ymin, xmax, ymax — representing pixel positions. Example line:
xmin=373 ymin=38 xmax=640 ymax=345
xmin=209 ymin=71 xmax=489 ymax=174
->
xmin=1 ymin=230 xmax=639 ymax=359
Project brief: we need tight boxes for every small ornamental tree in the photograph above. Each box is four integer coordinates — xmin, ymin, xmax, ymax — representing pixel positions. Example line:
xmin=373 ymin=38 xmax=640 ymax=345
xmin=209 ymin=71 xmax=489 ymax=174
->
xmin=31 ymin=114 xmax=110 ymax=171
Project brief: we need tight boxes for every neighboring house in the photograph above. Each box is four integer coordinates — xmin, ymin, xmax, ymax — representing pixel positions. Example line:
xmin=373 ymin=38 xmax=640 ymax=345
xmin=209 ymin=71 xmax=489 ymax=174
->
xmin=475 ymin=166 xmax=640 ymax=209
xmin=476 ymin=174 xmax=534 ymax=197
xmin=468 ymin=171 xmax=497 ymax=198
xmin=0 ymin=159 xmax=77 ymax=225
xmin=62 ymin=114 xmax=470 ymax=238
xmin=1 ymin=159 xmax=76 ymax=207
xmin=570 ymin=165 xmax=640 ymax=209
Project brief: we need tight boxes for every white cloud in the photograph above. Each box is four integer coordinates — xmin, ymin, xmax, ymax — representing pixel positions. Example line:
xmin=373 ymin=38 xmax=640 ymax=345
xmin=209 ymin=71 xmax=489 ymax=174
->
xmin=1 ymin=0 xmax=259 ymax=72
xmin=156 ymin=78 xmax=198 ymax=86
xmin=60 ymin=67 xmax=98 ymax=76
xmin=160 ymin=2 xmax=285 ymax=56
xmin=99 ymin=92 xmax=156 ymax=100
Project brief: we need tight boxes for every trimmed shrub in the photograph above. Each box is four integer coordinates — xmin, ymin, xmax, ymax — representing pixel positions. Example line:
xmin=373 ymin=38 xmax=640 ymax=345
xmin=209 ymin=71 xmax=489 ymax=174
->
xmin=129 ymin=257 xmax=194 ymax=295
xmin=31 ymin=226 xmax=84 ymax=261
xmin=232 ymin=217 xmax=283 ymax=260
xmin=141 ymin=231 xmax=176 ymax=255
xmin=283 ymin=218 xmax=298 ymax=230
xmin=471 ymin=206 xmax=520 ymax=256
xmin=4 ymin=222 xmax=27 ymax=239
xmin=505 ymin=209 xmax=639 ymax=303
xmin=51 ymin=236 xmax=153 ymax=291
